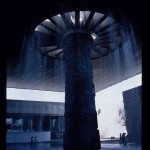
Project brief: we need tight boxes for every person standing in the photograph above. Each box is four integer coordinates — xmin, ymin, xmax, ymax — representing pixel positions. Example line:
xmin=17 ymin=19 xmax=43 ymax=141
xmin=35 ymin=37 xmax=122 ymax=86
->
xmin=31 ymin=136 xmax=33 ymax=145
xmin=119 ymin=133 xmax=122 ymax=144
xmin=122 ymin=133 xmax=127 ymax=146
xmin=34 ymin=136 xmax=37 ymax=143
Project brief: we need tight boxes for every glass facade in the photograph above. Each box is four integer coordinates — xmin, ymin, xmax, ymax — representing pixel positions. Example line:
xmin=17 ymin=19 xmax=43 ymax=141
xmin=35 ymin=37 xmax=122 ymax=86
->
xmin=32 ymin=116 xmax=42 ymax=131
xmin=6 ymin=113 xmax=64 ymax=140
xmin=42 ymin=116 xmax=51 ymax=131
xmin=6 ymin=114 xmax=23 ymax=132
xmin=22 ymin=115 xmax=32 ymax=132
xmin=6 ymin=117 xmax=12 ymax=132
xmin=60 ymin=116 xmax=64 ymax=139
xmin=12 ymin=115 xmax=23 ymax=132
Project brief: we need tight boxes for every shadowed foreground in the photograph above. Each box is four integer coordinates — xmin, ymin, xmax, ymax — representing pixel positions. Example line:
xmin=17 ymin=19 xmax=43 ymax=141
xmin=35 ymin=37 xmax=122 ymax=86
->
xmin=7 ymin=142 xmax=141 ymax=150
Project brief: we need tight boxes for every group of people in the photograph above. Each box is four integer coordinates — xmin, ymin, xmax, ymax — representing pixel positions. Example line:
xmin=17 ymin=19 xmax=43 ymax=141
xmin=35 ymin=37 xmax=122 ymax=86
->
xmin=119 ymin=133 xmax=128 ymax=146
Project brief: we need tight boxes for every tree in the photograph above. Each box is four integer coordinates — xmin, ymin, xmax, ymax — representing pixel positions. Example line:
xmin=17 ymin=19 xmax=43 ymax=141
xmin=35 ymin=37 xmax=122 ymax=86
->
xmin=117 ymin=107 xmax=126 ymax=127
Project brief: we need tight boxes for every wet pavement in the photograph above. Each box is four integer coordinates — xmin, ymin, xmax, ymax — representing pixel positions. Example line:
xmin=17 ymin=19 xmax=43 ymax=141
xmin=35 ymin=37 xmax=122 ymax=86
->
xmin=6 ymin=142 xmax=141 ymax=150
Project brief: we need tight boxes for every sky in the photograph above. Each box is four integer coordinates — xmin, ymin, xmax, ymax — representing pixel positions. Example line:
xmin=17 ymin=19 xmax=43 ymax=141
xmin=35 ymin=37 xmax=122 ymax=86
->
xmin=95 ymin=73 xmax=142 ymax=137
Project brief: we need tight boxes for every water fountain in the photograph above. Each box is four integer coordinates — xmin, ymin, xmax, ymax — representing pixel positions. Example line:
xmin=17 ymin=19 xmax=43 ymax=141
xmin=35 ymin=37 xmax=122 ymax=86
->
xmin=33 ymin=11 xmax=123 ymax=150
xmin=7 ymin=8 xmax=141 ymax=150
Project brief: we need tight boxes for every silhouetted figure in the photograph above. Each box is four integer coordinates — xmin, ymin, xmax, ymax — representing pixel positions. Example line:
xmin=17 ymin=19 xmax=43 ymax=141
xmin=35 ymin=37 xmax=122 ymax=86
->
xmin=125 ymin=134 xmax=128 ymax=143
xmin=34 ymin=136 xmax=37 ymax=143
xmin=122 ymin=133 xmax=127 ymax=146
xmin=31 ymin=136 xmax=33 ymax=144
xmin=33 ymin=136 xmax=37 ymax=149
xmin=30 ymin=136 xmax=34 ymax=149
xmin=119 ymin=133 xmax=122 ymax=144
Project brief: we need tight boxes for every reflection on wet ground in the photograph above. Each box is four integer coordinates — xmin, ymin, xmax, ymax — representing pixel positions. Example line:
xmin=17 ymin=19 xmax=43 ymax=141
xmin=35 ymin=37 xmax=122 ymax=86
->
xmin=7 ymin=142 xmax=141 ymax=150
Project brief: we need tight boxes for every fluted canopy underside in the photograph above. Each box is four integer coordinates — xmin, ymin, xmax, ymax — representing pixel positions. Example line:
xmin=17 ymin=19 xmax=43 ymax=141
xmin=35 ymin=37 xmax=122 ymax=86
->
xmin=35 ymin=11 xmax=121 ymax=60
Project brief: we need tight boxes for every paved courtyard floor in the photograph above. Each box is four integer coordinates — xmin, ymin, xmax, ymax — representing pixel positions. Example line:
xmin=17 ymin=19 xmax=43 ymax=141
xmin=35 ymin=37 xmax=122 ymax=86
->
xmin=7 ymin=143 xmax=141 ymax=150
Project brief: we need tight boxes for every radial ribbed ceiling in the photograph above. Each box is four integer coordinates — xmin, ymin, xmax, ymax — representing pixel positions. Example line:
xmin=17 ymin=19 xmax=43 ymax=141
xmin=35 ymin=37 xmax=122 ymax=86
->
xmin=35 ymin=11 xmax=121 ymax=60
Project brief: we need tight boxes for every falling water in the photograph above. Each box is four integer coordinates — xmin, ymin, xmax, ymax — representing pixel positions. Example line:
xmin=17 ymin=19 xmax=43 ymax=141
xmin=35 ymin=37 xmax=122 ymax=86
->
xmin=120 ymin=16 xmax=141 ymax=77
xmin=93 ymin=14 xmax=141 ymax=91
xmin=7 ymin=11 xmax=141 ymax=92
xmin=54 ymin=59 xmax=65 ymax=88
xmin=7 ymin=30 xmax=66 ymax=91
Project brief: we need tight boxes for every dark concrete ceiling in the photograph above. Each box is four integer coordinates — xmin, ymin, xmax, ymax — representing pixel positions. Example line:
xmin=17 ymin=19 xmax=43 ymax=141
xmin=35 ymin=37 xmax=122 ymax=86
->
xmin=7 ymin=0 xmax=142 ymax=92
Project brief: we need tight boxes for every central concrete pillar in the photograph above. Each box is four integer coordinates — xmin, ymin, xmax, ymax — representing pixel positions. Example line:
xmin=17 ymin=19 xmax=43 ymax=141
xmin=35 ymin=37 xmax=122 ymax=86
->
xmin=62 ymin=33 xmax=100 ymax=150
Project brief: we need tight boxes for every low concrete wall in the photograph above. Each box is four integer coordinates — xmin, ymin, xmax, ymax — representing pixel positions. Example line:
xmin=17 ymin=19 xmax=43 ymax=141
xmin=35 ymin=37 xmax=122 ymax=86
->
xmin=6 ymin=132 xmax=51 ymax=143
